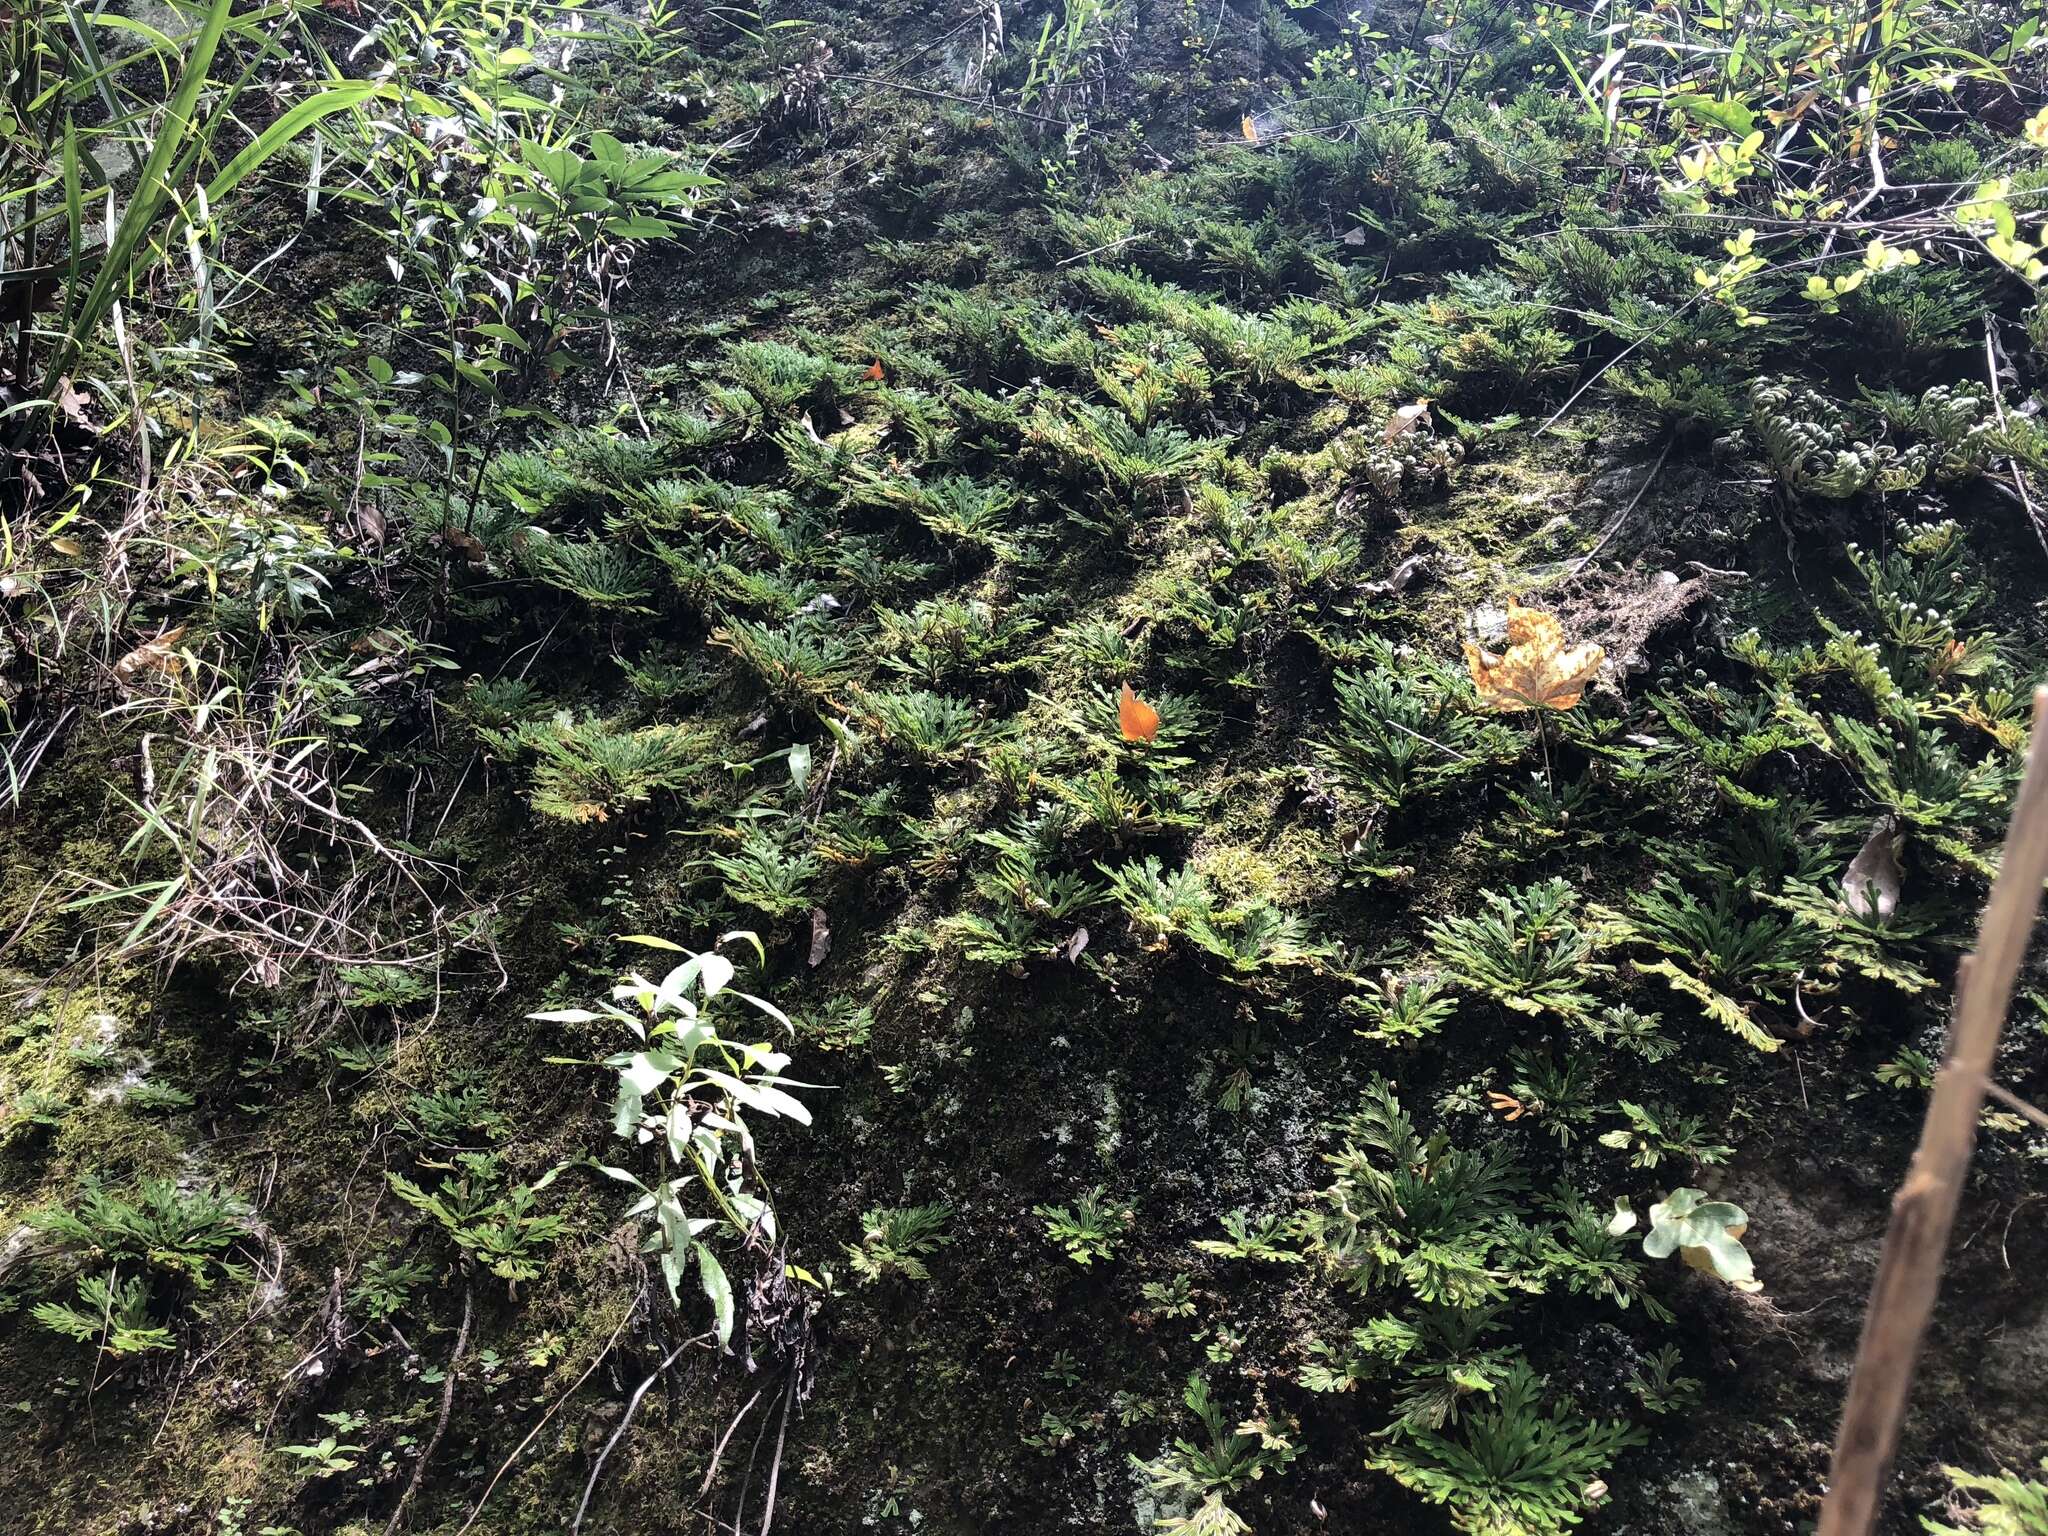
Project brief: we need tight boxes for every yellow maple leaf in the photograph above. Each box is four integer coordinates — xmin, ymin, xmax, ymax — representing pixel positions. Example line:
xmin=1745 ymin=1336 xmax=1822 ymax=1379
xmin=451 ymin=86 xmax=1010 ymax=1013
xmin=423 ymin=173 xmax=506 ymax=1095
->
xmin=1462 ymin=603 xmax=1603 ymax=712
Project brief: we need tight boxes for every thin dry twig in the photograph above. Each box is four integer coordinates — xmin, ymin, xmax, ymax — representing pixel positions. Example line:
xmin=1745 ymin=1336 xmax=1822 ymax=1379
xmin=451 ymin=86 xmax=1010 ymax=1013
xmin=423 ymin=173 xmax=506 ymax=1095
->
xmin=1563 ymin=436 xmax=1675 ymax=580
xmin=822 ymin=71 xmax=1069 ymax=126
xmin=697 ymin=1385 xmax=767 ymax=1502
xmin=1981 ymin=1077 xmax=2048 ymax=1134
xmin=454 ymin=1272 xmax=648 ymax=1536
xmin=757 ymin=1372 xmax=797 ymax=1536
xmin=1057 ymin=232 xmax=1148 ymax=267
xmin=1982 ymin=321 xmax=2048 ymax=562
xmin=385 ymin=1276 xmax=473 ymax=1536
xmin=570 ymin=1335 xmax=707 ymax=1535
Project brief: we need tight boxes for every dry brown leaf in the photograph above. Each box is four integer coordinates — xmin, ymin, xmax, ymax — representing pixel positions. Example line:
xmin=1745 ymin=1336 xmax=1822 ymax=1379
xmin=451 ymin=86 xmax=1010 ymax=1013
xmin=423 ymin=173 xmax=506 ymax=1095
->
xmin=114 ymin=625 xmax=189 ymax=683
xmin=1366 ymin=552 xmax=1429 ymax=597
xmin=1928 ymin=636 xmax=1968 ymax=680
xmin=1382 ymin=398 xmax=1433 ymax=443
xmin=53 ymin=376 xmax=92 ymax=428
xmin=1485 ymin=1091 xmax=1526 ymax=1121
xmin=1841 ymin=817 xmax=1902 ymax=921
xmin=441 ymin=525 xmax=488 ymax=567
xmin=808 ymin=906 xmax=832 ymax=968
xmin=1463 ymin=603 xmax=1604 ymax=713
xmin=1118 ymin=682 xmax=1161 ymax=742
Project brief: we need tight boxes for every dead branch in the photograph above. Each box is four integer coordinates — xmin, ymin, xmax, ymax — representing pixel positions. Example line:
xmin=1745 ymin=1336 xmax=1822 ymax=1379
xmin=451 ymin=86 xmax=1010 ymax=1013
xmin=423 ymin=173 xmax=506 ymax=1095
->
xmin=1817 ymin=685 xmax=2048 ymax=1536
xmin=70 ymin=645 xmax=502 ymax=993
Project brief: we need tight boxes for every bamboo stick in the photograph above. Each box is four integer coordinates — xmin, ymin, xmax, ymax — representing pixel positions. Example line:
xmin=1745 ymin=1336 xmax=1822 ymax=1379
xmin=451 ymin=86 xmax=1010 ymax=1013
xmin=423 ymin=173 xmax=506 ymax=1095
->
xmin=1817 ymin=685 xmax=2048 ymax=1536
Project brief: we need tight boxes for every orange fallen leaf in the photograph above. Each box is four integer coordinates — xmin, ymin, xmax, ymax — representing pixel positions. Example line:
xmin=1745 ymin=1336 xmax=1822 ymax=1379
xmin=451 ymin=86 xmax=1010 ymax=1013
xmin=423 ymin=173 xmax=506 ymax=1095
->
xmin=1463 ymin=602 xmax=1603 ymax=713
xmin=1241 ymin=115 xmax=1259 ymax=143
xmin=1485 ymin=1091 xmax=1526 ymax=1121
xmin=1118 ymin=682 xmax=1161 ymax=743
xmin=864 ymin=359 xmax=885 ymax=381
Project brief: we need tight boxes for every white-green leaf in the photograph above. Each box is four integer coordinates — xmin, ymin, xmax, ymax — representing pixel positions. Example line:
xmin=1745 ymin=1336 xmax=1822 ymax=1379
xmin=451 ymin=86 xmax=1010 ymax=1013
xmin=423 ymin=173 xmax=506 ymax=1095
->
xmin=701 ymin=1069 xmax=812 ymax=1126
xmin=699 ymin=1245 xmax=734 ymax=1345
xmin=699 ymin=951 xmax=735 ymax=999
xmin=621 ymin=1052 xmax=672 ymax=1097
xmin=733 ymin=990 xmax=794 ymax=1035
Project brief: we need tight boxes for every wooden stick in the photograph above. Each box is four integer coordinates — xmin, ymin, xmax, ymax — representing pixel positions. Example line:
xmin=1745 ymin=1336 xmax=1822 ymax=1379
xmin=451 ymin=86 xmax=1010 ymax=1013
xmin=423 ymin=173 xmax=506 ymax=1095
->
xmin=385 ymin=1276 xmax=473 ymax=1536
xmin=1981 ymin=1077 xmax=2048 ymax=1134
xmin=1817 ymin=685 xmax=2048 ymax=1536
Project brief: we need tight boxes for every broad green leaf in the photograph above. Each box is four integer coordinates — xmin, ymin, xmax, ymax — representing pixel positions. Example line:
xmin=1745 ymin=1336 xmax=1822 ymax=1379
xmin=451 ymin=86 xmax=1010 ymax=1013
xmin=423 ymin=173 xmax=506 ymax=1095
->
xmin=1671 ymin=94 xmax=1755 ymax=136
xmin=621 ymin=1051 xmax=677 ymax=1096
xmin=718 ymin=930 xmax=766 ymax=966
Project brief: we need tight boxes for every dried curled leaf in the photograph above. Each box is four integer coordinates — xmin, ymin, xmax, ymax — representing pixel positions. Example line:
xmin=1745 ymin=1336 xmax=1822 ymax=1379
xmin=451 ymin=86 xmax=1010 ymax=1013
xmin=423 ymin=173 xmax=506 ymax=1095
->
xmin=113 ymin=625 xmax=189 ymax=684
xmin=1118 ymin=682 xmax=1161 ymax=742
xmin=441 ymin=524 xmax=489 ymax=567
xmin=1463 ymin=603 xmax=1604 ymax=713
xmin=1382 ymin=398 xmax=1433 ymax=443
xmin=1841 ymin=816 xmax=1902 ymax=921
